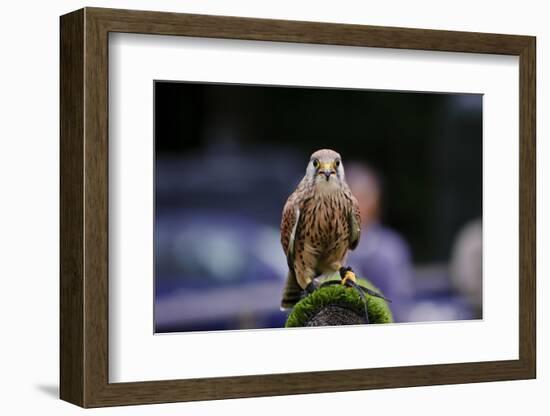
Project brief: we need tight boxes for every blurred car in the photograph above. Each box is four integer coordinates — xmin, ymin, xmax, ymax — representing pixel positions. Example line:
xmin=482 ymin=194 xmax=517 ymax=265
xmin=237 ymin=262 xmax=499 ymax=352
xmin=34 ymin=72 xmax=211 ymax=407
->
xmin=407 ymin=264 xmax=479 ymax=322
xmin=154 ymin=147 xmax=302 ymax=332
xmin=155 ymin=212 xmax=289 ymax=332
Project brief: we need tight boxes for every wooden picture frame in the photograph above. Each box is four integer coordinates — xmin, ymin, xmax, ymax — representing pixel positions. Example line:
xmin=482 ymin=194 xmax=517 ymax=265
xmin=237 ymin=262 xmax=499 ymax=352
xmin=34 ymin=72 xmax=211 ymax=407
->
xmin=60 ymin=7 xmax=536 ymax=408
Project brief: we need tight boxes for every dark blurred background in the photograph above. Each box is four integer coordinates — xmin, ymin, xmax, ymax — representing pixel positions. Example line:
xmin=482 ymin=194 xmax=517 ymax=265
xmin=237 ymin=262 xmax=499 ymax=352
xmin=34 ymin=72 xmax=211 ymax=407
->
xmin=154 ymin=81 xmax=483 ymax=333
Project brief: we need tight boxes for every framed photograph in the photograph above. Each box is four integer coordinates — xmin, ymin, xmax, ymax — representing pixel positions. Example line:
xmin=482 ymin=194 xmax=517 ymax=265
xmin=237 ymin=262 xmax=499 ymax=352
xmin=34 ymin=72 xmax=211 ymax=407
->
xmin=60 ymin=7 xmax=536 ymax=408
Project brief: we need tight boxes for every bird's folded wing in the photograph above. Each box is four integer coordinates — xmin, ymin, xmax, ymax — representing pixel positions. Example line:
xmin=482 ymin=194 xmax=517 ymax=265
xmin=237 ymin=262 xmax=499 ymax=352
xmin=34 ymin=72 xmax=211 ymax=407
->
xmin=281 ymin=197 xmax=301 ymax=270
xmin=348 ymin=193 xmax=362 ymax=250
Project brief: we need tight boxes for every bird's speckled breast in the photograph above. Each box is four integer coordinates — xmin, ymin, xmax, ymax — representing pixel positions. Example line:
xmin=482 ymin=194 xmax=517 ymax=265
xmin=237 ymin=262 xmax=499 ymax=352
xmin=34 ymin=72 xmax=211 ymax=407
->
xmin=299 ymin=190 xmax=351 ymax=273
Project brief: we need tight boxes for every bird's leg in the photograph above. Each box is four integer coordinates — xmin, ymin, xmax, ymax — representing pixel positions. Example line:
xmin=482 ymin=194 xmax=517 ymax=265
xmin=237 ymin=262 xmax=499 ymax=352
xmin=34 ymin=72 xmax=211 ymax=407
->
xmin=300 ymin=279 xmax=319 ymax=300
xmin=338 ymin=266 xmax=369 ymax=323
xmin=296 ymin=266 xmax=319 ymax=299
xmin=338 ymin=266 xmax=391 ymax=302
xmin=304 ymin=280 xmax=320 ymax=294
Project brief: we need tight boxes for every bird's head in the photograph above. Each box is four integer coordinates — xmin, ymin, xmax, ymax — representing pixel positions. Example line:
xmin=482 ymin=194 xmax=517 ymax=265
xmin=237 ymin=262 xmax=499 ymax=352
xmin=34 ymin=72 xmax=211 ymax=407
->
xmin=306 ymin=149 xmax=345 ymax=189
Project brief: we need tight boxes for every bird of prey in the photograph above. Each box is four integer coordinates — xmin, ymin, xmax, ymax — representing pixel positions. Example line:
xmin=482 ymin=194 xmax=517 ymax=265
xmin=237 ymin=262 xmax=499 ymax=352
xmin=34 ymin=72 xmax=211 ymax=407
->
xmin=280 ymin=149 xmax=362 ymax=309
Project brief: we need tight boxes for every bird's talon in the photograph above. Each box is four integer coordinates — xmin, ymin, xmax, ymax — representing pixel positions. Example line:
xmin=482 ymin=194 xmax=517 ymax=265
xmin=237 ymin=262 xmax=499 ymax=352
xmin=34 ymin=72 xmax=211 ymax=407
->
xmin=304 ymin=280 xmax=319 ymax=294
xmin=340 ymin=268 xmax=357 ymax=286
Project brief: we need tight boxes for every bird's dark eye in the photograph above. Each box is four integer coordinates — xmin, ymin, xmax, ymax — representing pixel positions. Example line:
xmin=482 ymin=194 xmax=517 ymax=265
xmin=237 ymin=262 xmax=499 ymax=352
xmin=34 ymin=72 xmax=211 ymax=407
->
xmin=335 ymin=159 xmax=341 ymax=168
xmin=312 ymin=159 xmax=320 ymax=169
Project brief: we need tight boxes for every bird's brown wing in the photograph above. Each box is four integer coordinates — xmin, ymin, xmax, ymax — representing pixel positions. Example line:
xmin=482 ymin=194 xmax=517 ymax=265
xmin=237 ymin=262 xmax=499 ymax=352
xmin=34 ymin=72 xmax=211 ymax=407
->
xmin=347 ymin=191 xmax=362 ymax=250
xmin=280 ymin=194 xmax=301 ymax=269
xmin=280 ymin=190 xmax=306 ymax=309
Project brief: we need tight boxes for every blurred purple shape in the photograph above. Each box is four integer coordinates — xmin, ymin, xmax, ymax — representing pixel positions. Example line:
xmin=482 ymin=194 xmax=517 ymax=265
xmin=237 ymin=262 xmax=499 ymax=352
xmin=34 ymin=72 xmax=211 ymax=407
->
xmin=347 ymin=223 xmax=415 ymax=321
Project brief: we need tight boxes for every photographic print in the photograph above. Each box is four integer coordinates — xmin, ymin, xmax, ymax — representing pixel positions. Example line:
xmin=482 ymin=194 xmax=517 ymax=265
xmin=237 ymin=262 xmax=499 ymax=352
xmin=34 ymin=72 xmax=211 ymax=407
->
xmin=60 ymin=9 xmax=535 ymax=406
xmin=59 ymin=9 xmax=536 ymax=407
xmin=154 ymin=81 xmax=482 ymax=333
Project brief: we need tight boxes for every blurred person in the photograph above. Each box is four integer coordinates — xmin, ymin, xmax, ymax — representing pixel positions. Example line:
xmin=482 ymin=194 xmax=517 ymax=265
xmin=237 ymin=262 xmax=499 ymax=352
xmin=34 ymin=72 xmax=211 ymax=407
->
xmin=449 ymin=218 xmax=482 ymax=318
xmin=345 ymin=163 xmax=415 ymax=321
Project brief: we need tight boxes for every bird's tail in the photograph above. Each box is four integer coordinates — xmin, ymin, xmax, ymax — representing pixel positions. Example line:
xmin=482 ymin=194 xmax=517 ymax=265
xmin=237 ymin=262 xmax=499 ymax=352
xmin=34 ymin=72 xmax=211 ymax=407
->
xmin=280 ymin=270 xmax=302 ymax=311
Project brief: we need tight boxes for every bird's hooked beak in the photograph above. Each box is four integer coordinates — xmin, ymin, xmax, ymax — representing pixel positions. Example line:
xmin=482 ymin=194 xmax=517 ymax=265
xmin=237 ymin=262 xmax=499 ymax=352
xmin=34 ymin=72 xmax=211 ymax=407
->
xmin=319 ymin=162 xmax=336 ymax=181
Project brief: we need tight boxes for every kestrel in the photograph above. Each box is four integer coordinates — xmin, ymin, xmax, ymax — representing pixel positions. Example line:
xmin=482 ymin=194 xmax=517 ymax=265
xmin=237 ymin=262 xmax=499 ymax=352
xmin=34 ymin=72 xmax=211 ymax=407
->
xmin=280 ymin=149 xmax=361 ymax=309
